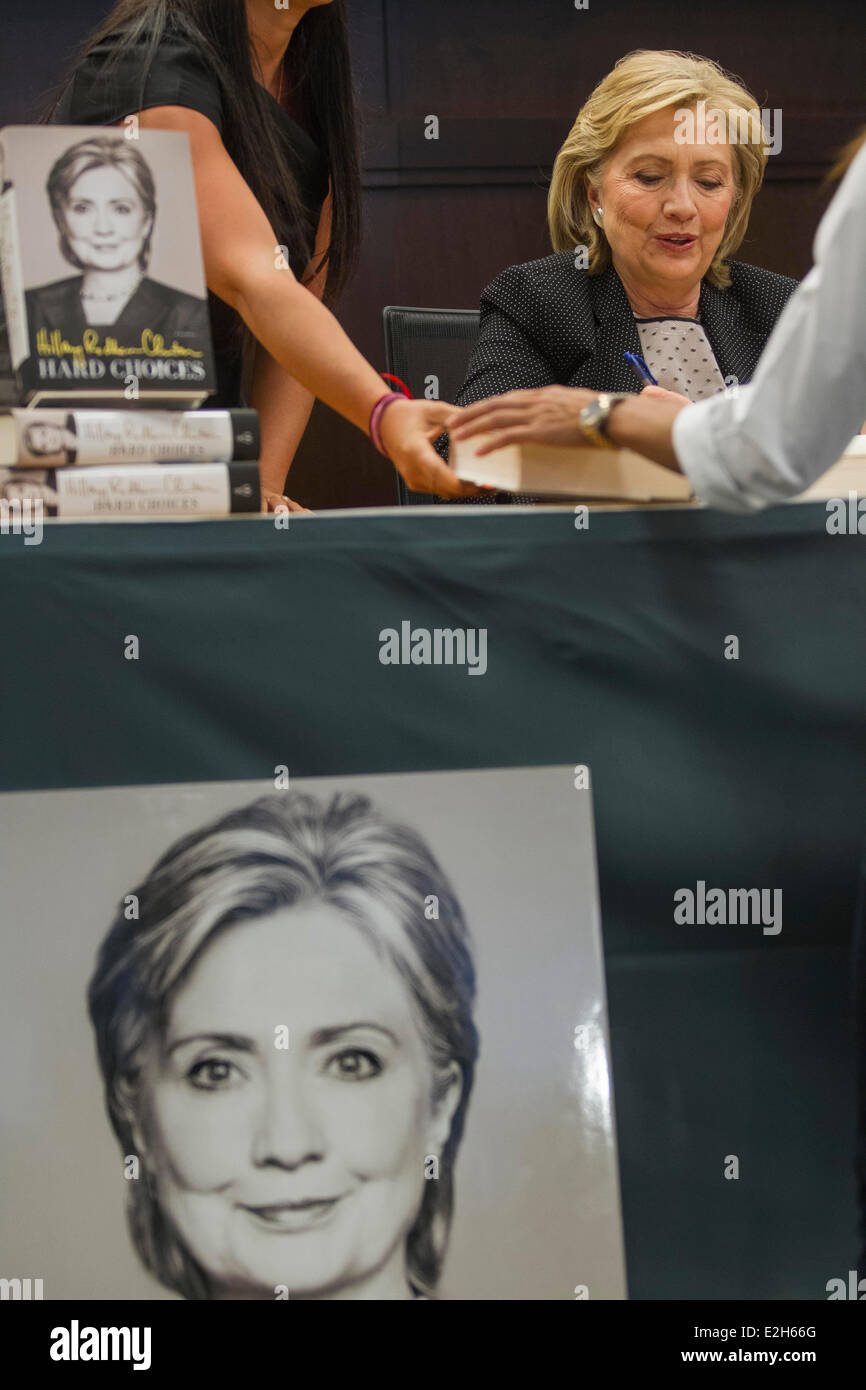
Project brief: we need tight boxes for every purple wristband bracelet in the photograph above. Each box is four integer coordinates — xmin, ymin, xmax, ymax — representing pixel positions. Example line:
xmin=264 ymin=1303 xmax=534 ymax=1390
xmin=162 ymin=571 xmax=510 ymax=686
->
xmin=369 ymin=391 xmax=406 ymax=456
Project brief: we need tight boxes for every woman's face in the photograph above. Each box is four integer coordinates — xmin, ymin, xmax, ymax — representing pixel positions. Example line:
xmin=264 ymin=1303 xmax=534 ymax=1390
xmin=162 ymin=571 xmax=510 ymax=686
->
xmin=587 ymin=104 xmax=737 ymax=301
xmin=25 ymin=423 xmax=64 ymax=456
xmin=0 ymin=469 xmax=58 ymax=505
xmin=61 ymin=165 xmax=151 ymax=273
xmin=135 ymin=904 xmax=461 ymax=1299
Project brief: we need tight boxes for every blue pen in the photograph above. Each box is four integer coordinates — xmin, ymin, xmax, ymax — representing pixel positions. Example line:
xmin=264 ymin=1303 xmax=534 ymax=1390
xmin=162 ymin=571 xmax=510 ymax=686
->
xmin=624 ymin=351 xmax=658 ymax=387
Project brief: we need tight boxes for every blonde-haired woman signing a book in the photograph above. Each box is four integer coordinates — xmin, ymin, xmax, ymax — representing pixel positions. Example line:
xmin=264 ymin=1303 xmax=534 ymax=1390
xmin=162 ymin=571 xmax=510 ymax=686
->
xmin=447 ymin=135 xmax=866 ymax=513
xmin=440 ymin=49 xmax=796 ymax=503
xmin=49 ymin=0 xmax=475 ymax=510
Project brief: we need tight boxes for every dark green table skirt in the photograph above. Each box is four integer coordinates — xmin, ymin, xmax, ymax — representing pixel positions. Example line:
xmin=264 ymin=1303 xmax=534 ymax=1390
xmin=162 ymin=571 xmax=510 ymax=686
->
xmin=2 ymin=503 xmax=863 ymax=1298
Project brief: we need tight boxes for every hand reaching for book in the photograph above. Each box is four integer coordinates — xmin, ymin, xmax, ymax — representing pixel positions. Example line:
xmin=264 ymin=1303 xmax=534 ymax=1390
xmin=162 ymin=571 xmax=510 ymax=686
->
xmin=379 ymin=398 xmax=479 ymax=498
xmin=447 ymin=386 xmax=594 ymax=455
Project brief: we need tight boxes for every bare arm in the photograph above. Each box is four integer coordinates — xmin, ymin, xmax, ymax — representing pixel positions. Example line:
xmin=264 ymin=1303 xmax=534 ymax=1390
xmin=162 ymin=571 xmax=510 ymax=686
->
xmin=605 ymin=394 xmax=686 ymax=470
xmin=129 ymin=108 xmax=473 ymax=498
xmin=249 ymin=191 xmax=332 ymax=506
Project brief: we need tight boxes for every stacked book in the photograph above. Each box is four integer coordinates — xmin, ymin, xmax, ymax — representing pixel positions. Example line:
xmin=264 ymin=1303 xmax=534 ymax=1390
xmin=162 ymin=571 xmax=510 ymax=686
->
xmin=0 ymin=406 xmax=260 ymax=518
xmin=0 ymin=124 xmax=261 ymax=518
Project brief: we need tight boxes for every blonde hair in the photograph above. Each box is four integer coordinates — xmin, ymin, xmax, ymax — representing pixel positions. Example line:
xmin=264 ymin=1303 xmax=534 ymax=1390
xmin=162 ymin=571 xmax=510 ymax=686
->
xmin=829 ymin=126 xmax=866 ymax=183
xmin=548 ymin=50 xmax=769 ymax=289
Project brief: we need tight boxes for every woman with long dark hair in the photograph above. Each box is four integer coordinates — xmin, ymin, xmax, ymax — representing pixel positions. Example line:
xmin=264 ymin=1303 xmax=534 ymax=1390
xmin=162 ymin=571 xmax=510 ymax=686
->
xmin=47 ymin=1 xmax=472 ymax=510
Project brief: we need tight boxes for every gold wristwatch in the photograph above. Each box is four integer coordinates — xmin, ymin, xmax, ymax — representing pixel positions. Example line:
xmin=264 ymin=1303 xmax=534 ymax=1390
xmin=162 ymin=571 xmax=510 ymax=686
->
xmin=578 ymin=392 xmax=631 ymax=448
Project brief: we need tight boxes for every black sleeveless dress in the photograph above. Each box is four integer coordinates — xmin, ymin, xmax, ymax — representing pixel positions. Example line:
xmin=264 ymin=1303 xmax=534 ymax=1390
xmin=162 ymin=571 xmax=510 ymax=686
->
xmin=51 ymin=27 xmax=329 ymax=407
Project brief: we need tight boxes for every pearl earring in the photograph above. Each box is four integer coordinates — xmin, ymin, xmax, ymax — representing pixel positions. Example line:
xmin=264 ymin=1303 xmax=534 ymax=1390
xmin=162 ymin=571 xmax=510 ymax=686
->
xmin=593 ymin=207 xmax=604 ymax=226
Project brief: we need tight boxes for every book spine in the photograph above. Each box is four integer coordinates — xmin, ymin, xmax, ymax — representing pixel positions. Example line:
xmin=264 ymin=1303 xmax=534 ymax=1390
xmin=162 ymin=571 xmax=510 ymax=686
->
xmin=4 ymin=408 xmax=260 ymax=466
xmin=0 ymin=149 xmax=29 ymax=377
xmin=7 ymin=461 xmax=261 ymax=517
xmin=229 ymin=409 xmax=260 ymax=460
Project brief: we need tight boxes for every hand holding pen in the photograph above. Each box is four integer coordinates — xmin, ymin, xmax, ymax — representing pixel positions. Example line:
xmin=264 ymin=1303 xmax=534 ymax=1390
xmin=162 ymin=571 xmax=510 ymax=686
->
xmin=624 ymin=352 xmax=658 ymax=387
xmin=624 ymin=353 xmax=691 ymax=406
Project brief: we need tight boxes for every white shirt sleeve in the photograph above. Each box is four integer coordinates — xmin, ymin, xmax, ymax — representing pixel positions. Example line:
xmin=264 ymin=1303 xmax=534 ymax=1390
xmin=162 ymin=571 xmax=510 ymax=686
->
xmin=672 ymin=141 xmax=866 ymax=512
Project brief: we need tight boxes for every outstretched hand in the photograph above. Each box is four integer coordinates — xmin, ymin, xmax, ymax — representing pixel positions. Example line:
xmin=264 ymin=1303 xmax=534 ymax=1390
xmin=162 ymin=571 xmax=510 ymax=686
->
xmin=379 ymin=398 xmax=480 ymax=498
xmin=446 ymin=386 xmax=601 ymax=455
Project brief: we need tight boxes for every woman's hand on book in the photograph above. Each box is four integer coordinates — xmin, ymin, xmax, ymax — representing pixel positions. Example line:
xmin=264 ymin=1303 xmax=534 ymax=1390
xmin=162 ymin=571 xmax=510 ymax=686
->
xmin=378 ymin=398 xmax=479 ymax=498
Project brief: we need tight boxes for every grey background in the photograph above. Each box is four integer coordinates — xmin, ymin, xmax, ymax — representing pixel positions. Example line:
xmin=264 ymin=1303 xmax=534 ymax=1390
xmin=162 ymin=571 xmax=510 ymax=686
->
xmin=3 ymin=125 xmax=207 ymax=296
xmin=0 ymin=765 xmax=625 ymax=1301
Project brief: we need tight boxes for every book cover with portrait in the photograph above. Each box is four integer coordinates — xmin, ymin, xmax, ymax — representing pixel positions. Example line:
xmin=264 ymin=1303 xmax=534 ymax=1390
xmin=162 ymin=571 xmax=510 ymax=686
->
xmin=0 ymin=766 xmax=625 ymax=1301
xmin=0 ymin=125 xmax=216 ymax=407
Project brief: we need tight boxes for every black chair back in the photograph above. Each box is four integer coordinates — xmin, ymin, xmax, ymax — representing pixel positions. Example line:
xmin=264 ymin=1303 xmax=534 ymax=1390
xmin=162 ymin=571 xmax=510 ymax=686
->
xmin=382 ymin=305 xmax=480 ymax=504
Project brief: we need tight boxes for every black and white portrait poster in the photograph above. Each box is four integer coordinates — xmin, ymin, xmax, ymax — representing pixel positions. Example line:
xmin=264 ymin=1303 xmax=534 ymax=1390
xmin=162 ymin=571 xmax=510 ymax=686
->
xmin=0 ymin=766 xmax=625 ymax=1301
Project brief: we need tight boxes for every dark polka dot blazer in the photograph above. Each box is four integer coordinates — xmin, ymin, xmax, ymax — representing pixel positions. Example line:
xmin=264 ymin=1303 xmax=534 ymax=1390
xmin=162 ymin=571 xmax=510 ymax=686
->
xmin=437 ymin=254 xmax=798 ymax=502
